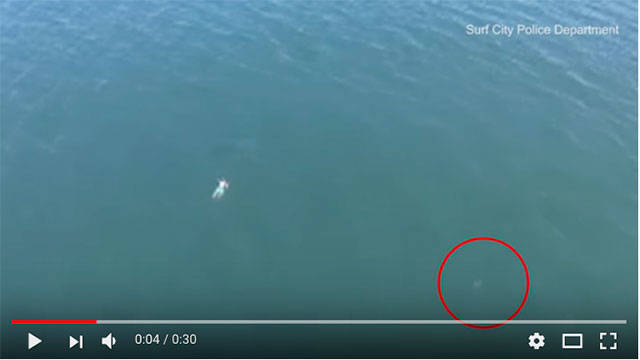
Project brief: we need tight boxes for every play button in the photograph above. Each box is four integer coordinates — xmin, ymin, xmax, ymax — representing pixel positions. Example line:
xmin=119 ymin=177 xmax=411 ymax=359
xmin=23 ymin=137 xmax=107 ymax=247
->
xmin=27 ymin=333 xmax=42 ymax=350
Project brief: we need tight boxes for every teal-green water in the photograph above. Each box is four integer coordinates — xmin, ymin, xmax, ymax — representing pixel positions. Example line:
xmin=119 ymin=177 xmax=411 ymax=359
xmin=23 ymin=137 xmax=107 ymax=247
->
xmin=1 ymin=1 xmax=637 ymax=357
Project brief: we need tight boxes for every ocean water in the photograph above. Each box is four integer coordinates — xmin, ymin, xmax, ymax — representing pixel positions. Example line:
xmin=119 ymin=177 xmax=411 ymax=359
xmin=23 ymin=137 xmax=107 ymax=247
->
xmin=1 ymin=1 xmax=637 ymax=357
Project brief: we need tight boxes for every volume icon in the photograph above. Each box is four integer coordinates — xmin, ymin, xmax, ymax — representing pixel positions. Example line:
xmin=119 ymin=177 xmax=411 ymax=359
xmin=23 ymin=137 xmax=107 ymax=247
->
xmin=101 ymin=333 xmax=116 ymax=349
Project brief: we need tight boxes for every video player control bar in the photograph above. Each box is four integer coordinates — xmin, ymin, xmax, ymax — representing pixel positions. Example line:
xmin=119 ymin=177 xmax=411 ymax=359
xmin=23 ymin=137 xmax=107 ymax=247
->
xmin=12 ymin=319 xmax=628 ymax=325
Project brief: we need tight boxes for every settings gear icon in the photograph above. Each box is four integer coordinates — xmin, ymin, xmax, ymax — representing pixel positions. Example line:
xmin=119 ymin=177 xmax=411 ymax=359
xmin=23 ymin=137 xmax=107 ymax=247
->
xmin=528 ymin=332 xmax=545 ymax=350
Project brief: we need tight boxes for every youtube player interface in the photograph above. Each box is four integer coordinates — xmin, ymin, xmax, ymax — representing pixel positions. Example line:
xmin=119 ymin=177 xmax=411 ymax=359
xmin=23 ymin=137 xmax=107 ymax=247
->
xmin=1 ymin=0 xmax=637 ymax=358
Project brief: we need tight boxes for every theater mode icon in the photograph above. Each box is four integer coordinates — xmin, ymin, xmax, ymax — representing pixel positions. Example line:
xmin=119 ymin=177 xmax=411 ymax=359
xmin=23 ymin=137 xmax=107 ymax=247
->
xmin=562 ymin=333 xmax=583 ymax=349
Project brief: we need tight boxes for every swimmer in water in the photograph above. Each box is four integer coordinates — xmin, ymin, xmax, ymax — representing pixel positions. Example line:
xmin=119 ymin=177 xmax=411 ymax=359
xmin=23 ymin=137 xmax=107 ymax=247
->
xmin=212 ymin=178 xmax=229 ymax=200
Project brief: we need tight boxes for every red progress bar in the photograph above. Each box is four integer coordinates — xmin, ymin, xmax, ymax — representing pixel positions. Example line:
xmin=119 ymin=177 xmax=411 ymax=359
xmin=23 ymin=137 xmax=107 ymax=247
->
xmin=12 ymin=320 xmax=97 ymax=324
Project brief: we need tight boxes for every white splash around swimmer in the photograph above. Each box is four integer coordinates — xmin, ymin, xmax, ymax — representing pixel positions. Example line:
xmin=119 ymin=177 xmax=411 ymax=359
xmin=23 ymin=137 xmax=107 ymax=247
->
xmin=212 ymin=178 xmax=229 ymax=200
